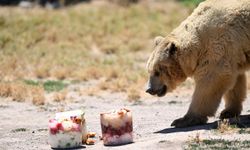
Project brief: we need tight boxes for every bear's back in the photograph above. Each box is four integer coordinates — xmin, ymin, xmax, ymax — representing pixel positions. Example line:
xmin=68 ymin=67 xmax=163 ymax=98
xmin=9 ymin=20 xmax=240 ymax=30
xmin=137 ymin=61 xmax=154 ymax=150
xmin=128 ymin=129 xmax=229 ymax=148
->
xmin=171 ymin=0 xmax=250 ymax=51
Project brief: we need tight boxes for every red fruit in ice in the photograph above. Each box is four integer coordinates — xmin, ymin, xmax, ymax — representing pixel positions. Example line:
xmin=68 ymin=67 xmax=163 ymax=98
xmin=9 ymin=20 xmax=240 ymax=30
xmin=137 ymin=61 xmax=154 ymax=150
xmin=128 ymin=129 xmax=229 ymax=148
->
xmin=49 ymin=119 xmax=56 ymax=123
xmin=72 ymin=123 xmax=81 ymax=132
xmin=49 ymin=121 xmax=58 ymax=135
xmin=56 ymin=122 xmax=63 ymax=131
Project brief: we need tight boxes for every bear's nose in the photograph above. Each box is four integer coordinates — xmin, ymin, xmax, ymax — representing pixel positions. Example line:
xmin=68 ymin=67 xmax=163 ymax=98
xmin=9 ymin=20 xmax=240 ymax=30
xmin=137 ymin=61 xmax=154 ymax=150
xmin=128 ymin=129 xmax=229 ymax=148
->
xmin=145 ymin=88 xmax=156 ymax=95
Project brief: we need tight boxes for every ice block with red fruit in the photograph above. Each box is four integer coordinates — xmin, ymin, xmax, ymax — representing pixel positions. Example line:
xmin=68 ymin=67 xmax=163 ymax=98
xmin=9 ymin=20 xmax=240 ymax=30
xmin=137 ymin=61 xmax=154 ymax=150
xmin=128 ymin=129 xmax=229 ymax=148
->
xmin=100 ymin=108 xmax=133 ymax=146
xmin=48 ymin=110 xmax=87 ymax=149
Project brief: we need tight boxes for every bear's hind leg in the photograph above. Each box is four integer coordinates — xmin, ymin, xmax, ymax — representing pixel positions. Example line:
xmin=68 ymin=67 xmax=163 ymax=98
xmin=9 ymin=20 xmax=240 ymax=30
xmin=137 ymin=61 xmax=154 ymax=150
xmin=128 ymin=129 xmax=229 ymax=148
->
xmin=220 ymin=73 xmax=246 ymax=119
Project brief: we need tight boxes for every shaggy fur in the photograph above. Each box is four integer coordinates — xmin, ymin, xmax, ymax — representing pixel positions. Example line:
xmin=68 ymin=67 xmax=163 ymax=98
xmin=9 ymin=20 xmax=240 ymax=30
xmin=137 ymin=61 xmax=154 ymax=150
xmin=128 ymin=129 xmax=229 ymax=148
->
xmin=146 ymin=0 xmax=250 ymax=127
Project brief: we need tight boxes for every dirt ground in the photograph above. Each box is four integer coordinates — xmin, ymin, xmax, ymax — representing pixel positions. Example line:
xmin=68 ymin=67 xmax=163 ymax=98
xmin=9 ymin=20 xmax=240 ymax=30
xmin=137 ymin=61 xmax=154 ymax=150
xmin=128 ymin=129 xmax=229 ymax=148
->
xmin=1 ymin=83 xmax=250 ymax=150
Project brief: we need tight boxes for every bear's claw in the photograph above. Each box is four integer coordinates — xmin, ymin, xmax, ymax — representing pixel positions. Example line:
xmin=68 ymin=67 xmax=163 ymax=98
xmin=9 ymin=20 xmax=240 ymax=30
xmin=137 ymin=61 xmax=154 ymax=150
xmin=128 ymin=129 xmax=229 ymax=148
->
xmin=220 ymin=109 xmax=240 ymax=119
xmin=171 ymin=115 xmax=208 ymax=128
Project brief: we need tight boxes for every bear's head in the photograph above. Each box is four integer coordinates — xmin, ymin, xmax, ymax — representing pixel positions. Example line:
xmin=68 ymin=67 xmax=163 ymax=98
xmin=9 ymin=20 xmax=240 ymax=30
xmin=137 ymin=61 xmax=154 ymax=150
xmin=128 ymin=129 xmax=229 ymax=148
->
xmin=146 ymin=36 xmax=187 ymax=97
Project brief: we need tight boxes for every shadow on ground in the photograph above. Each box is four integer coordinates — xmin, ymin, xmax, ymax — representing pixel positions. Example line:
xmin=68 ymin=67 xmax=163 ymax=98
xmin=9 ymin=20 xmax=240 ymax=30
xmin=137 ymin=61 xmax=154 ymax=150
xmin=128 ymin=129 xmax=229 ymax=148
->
xmin=155 ymin=114 xmax=250 ymax=134
xmin=52 ymin=145 xmax=86 ymax=149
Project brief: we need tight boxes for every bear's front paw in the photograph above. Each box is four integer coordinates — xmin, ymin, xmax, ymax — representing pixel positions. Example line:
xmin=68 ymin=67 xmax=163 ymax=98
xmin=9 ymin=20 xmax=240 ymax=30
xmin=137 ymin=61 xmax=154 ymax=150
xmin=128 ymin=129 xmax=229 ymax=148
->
xmin=220 ymin=109 xmax=241 ymax=119
xmin=171 ymin=115 xmax=207 ymax=128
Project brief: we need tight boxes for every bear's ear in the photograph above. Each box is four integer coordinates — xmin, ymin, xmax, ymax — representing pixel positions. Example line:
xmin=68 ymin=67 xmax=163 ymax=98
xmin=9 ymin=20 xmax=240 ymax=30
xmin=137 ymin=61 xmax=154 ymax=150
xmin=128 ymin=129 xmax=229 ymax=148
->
xmin=154 ymin=36 xmax=164 ymax=46
xmin=167 ymin=42 xmax=177 ymax=56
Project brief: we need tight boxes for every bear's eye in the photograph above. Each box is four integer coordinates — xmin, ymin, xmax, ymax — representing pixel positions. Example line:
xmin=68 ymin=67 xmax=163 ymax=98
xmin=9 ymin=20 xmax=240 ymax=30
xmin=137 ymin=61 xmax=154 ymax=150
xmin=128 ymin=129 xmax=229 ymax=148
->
xmin=154 ymin=71 xmax=160 ymax=77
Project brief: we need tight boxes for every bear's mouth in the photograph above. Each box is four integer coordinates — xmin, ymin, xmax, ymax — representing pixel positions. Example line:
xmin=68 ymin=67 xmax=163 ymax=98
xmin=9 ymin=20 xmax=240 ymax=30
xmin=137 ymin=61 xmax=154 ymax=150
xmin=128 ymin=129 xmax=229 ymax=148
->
xmin=156 ymin=85 xmax=167 ymax=97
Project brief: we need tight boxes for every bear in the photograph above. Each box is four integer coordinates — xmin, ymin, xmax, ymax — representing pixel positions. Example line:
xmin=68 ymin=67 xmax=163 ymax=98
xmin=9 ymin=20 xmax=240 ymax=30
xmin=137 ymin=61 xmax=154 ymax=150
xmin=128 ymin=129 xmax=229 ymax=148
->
xmin=146 ymin=0 xmax=250 ymax=128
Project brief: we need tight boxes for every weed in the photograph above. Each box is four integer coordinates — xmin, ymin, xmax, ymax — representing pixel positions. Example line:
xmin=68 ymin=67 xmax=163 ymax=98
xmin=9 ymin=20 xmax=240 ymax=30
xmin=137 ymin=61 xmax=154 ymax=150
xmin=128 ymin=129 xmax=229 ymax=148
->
xmin=168 ymin=100 xmax=182 ymax=105
xmin=11 ymin=128 xmax=28 ymax=133
xmin=37 ymin=128 xmax=48 ymax=132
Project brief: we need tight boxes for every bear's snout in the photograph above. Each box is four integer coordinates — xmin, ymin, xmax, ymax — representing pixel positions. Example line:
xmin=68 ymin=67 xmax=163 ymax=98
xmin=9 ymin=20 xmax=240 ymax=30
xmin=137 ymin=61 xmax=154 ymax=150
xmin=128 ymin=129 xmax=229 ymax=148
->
xmin=145 ymin=88 xmax=155 ymax=95
xmin=146 ymin=76 xmax=167 ymax=97
xmin=145 ymin=85 xmax=167 ymax=97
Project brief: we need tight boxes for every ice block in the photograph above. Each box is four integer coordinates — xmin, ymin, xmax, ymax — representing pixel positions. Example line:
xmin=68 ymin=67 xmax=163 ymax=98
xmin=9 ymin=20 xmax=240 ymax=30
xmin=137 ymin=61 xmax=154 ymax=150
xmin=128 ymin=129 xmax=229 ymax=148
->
xmin=48 ymin=110 xmax=87 ymax=149
xmin=100 ymin=108 xmax=133 ymax=146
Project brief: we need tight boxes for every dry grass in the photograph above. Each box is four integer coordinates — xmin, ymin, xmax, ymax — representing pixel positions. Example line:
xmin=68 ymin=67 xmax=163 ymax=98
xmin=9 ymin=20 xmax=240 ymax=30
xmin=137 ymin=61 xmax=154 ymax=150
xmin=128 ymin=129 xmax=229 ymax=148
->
xmin=189 ymin=133 xmax=202 ymax=144
xmin=0 ymin=1 xmax=194 ymax=103
xmin=30 ymin=86 xmax=45 ymax=105
xmin=53 ymin=90 xmax=68 ymax=102
xmin=0 ymin=82 xmax=27 ymax=102
xmin=217 ymin=119 xmax=238 ymax=134
xmin=10 ymin=83 xmax=28 ymax=102
xmin=0 ymin=82 xmax=45 ymax=105
xmin=127 ymin=88 xmax=141 ymax=101
xmin=0 ymin=82 xmax=11 ymax=97
xmin=84 ymin=87 xmax=99 ymax=96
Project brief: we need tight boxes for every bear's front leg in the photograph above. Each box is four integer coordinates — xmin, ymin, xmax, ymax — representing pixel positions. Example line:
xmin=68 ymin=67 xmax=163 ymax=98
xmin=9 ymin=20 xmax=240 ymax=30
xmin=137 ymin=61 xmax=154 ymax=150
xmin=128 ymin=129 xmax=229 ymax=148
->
xmin=171 ymin=72 xmax=236 ymax=128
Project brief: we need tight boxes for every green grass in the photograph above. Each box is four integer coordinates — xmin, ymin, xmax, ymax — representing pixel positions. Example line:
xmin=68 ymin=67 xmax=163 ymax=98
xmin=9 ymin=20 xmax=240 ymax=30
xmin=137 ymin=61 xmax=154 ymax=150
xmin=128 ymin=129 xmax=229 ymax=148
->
xmin=23 ymin=79 xmax=39 ymax=86
xmin=43 ymin=80 xmax=66 ymax=92
xmin=186 ymin=139 xmax=250 ymax=150
xmin=179 ymin=0 xmax=204 ymax=6
xmin=23 ymin=79 xmax=66 ymax=92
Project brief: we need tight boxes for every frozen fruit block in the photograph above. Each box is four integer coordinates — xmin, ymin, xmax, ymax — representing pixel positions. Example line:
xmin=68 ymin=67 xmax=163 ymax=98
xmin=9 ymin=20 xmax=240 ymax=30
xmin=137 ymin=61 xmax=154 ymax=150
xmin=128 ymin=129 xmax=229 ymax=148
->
xmin=48 ymin=110 xmax=87 ymax=149
xmin=100 ymin=108 xmax=133 ymax=146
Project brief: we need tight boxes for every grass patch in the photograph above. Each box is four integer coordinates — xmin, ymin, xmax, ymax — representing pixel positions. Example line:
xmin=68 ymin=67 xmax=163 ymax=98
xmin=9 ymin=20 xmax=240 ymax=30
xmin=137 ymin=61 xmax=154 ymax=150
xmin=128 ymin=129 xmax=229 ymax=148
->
xmin=185 ymin=139 xmax=250 ymax=150
xmin=43 ymin=80 xmax=66 ymax=92
xmin=24 ymin=79 xmax=67 ymax=92
xmin=239 ymin=128 xmax=250 ymax=134
xmin=11 ymin=128 xmax=28 ymax=133
xmin=23 ymin=79 xmax=39 ymax=86
xmin=37 ymin=128 xmax=48 ymax=132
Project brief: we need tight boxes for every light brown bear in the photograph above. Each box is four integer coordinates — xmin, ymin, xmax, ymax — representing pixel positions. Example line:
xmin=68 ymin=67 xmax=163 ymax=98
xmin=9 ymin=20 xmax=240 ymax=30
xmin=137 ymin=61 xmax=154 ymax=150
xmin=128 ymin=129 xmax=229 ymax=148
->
xmin=146 ymin=0 xmax=250 ymax=128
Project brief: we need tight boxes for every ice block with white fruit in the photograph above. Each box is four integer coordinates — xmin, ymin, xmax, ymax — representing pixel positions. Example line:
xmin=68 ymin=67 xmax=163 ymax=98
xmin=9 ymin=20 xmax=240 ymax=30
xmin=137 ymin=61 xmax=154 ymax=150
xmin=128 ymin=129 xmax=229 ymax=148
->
xmin=48 ymin=110 xmax=87 ymax=149
xmin=100 ymin=108 xmax=133 ymax=146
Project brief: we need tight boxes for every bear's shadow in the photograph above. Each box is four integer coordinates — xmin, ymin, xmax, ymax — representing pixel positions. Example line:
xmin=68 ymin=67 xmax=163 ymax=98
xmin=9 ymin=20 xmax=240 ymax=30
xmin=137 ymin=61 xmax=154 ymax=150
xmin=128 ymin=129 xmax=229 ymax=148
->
xmin=154 ymin=114 xmax=250 ymax=134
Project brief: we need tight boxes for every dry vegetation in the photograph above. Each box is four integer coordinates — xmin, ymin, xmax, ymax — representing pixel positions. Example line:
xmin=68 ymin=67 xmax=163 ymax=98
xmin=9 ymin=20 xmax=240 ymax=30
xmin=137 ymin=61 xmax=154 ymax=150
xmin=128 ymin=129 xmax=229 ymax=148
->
xmin=0 ymin=82 xmax=45 ymax=105
xmin=186 ymin=138 xmax=250 ymax=150
xmin=0 ymin=0 xmax=195 ymax=104
xmin=216 ymin=119 xmax=238 ymax=134
xmin=186 ymin=131 xmax=250 ymax=149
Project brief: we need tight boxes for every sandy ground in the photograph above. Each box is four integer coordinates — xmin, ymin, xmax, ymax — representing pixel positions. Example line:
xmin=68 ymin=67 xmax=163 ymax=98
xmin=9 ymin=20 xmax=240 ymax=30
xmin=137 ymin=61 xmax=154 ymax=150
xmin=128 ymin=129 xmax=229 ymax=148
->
xmin=1 ymin=83 xmax=250 ymax=150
